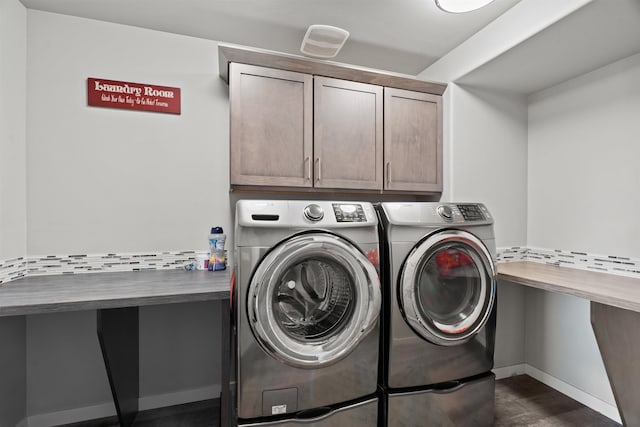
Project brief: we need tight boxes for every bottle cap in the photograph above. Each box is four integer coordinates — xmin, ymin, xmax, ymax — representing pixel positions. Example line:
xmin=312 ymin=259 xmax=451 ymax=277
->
xmin=211 ymin=226 xmax=224 ymax=234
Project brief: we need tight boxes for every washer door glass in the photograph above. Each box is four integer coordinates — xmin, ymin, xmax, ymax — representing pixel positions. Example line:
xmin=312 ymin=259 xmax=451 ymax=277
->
xmin=400 ymin=230 xmax=496 ymax=346
xmin=249 ymin=233 xmax=381 ymax=368
xmin=275 ymin=257 xmax=354 ymax=341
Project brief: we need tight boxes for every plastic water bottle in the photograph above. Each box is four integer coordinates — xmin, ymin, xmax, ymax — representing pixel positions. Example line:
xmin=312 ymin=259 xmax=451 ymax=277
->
xmin=208 ymin=227 xmax=226 ymax=271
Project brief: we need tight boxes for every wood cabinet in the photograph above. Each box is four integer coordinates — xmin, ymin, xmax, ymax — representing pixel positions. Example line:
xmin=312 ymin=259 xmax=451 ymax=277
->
xmin=229 ymin=63 xmax=312 ymax=187
xmin=314 ymin=77 xmax=383 ymax=190
xmin=384 ymin=87 xmax=442 ymax=192
xmin=223 ymin=45 xmax=446 ymax=194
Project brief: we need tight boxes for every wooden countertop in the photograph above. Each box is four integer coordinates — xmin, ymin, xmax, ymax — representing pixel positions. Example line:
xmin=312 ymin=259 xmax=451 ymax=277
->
xmin=498 ymin=261 xmax=640 ymax=312
xmin=0 ymin=269 xmax=230 ymax=317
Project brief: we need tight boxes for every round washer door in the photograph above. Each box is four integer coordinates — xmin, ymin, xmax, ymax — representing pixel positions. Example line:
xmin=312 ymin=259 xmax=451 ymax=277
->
xmin=248 ymin=232 xmax=381 ymax=368
xmin=400 ymin=229 xmax=496 ymax=346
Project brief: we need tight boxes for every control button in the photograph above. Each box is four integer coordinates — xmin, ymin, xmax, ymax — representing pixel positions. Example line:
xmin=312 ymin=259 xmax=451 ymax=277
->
xmin=437 ymin=205 xmax=454 ymax=221
xmin=304 ymin=204 xmax=324 ymax=222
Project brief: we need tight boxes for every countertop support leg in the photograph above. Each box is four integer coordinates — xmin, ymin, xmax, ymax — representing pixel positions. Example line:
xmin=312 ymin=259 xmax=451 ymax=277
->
xmin=220 ymin=297 xmax=232 ymax=427
xmin=97 ymin=307 xmax=139 ymax=427
xmin=591 ymin=301 xmax=639 ymax=427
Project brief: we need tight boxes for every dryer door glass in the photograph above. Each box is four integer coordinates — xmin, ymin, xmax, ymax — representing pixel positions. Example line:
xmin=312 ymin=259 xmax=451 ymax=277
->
xmin=248 ymin=232 xmax=381 ymax=368
xmin=401 ymin=230 xmax=496 ymax=346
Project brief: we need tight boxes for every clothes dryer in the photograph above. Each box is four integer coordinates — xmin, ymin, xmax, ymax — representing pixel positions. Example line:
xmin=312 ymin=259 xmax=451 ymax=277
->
xmin=376 ymin=202 xmax=497 ymax=427
xmin=231 ymin=200 xmax=382 ymax=427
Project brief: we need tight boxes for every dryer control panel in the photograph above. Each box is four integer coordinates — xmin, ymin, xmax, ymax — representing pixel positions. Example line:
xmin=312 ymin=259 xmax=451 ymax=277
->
xmin=457 ymin=204 xmax=486 ymax=221
xmin=379 ymin=202 xmax=493 ymax=227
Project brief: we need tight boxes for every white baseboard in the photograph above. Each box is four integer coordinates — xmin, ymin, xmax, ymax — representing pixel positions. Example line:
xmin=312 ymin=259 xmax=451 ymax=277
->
xmin=492 ymin=363 xmax=527 ymax=380
xmin=26 ymin=402 xmax=116 ymax=427
xmin=493 ymin=363 xmax=621 ymax=423
xmin=139 ymin=384 xmax=221 ymax=410
xmin=524 ymin=365 xmax=622 ymax=424
xmin=25 ymin=384 xmax=220 ymax=427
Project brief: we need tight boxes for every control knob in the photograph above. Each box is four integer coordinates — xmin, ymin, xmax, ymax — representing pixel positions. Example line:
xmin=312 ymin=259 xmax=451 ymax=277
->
xmin=437 ymin=205 xmax=454 ymax=221
xmin=304 ymin=204 xmax=324 ymax=222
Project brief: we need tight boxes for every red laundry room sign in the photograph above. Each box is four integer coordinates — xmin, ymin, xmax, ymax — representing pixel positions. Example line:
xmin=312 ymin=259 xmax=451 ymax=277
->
xmin=87 ymin=77 xmax=181 ymax=114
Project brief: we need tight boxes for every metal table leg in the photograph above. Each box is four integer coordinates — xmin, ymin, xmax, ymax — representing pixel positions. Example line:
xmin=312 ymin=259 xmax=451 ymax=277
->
xmin=220 ymin=298 xmax=232 ymax=427
xmin=97 ymin=307 xmax=139 ymax=427
xmin=591 ymin=301 xmax=639 ymax=426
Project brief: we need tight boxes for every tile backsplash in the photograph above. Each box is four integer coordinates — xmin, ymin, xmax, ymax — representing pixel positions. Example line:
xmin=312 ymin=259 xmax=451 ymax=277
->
xmin=27 ymin=251 xmax=204 ymax=277
xmin=2 ymin=246 xmax=639 ymax=286
xmin=0 ymin=257 xmax=27 ymax=285
xmin=497 ymin=246 xmax=640 ymax=279
xmin=0 ymin=251 xmax=207 ymax=286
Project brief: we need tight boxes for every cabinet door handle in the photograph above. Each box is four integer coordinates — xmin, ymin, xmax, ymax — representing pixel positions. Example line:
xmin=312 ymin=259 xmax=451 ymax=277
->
xmin=386 ymin=162 xmax=391 ymax=187
xmin=315 ymin=158 xmax=321 ymax=183
xmin=305 ymin=156 xmax=311 ymax=182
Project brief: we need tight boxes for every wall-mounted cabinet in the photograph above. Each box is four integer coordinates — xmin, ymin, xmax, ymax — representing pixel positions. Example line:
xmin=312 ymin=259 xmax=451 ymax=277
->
xmin=384 ymin=88 xmax=442 ymax=193
xmin=221 ymin=44 xmax=446 ymax=195
xmin=229 ymin=64 xmax=312 ymax=187
xmin=313 ymin=76 xmax=383 ymax=190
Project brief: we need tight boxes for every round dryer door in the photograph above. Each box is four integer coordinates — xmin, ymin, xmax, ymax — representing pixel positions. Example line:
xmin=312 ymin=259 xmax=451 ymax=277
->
xmin=400 ymin=229 xmax=496 ymax=346
xmin=248 ymin=232 xmax=381 ymax=368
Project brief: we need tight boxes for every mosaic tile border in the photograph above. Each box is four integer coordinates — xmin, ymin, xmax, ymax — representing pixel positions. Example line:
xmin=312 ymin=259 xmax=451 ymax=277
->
xmin=0 ymin=251 xmax=216 ymax=286
xmin=497 ymin=247 xmax=640 ymax=279
xmin=496 ymin=247 xmax=529 ymax=263
xmin=26 ymin=251 xmax=211 ymax=277
xmin=0 ymin=257 xmax=27 ymax=285
xmin=2 ymin=246 xmax=638 ymax=285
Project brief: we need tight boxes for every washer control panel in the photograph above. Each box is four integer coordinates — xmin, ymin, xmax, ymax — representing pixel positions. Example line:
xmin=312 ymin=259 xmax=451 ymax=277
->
xmin=332 ymin=203 xmax=367 ymax=222
xmin=457 ymin=204 xmax=486 ymax=221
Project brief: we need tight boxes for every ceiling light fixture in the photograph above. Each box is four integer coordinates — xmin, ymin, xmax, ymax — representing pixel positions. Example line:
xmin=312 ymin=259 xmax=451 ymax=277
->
xmin=300 ymin=25 xmax=350 ymax=59
xmin=435 ymin=0 xmax=496 ymax=13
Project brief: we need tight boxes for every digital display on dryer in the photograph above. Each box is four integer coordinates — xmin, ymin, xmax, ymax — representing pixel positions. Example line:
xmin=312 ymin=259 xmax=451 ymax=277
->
xmin=457 ymin=204 xmax=485 ymax=221
xmin=332 ymin=204 xmax=366 ymax=222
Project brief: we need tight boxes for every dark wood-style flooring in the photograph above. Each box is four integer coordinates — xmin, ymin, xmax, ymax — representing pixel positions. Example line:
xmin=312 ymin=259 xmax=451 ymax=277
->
xmin=494 ymin=375 xmax=619 ymax=427
xmin=59 ymin=400 xmax=220 ymax=427
xmin=58 ymin=375 xmax=619 ymax=426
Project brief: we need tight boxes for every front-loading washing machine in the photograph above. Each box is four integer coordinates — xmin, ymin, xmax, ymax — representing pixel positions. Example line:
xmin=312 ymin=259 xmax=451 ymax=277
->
xmin=376 ymin=202 xmax=498 ymax=427
xmin=230 ymin=200 xmax=382 ymax=427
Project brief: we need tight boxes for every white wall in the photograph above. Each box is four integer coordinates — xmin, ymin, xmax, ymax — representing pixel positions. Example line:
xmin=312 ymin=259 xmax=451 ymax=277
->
xmin=528 ymin=52 xmax=640 ymax=258
xmin=0 ymin=317 xmax=26 ymax=427
xmin=25 ymin=301 xmax=220 ymax=422
xmin=26 ymin=312 xmax=113 ymax=417
xmin=524 ymin=288 xmax=615 ymax=406
xmin=0 ymin=0 xmax=27 ymax=260
xmin=443 ymin=84 xmax=529 ymax=368
xmin=443 ymin=84 xmax=528 ymax=248
xmin=26 ymin=10 xmax=232 ymax=256
xmin=0 ymin=0 xmax=27 ymax=425
xmin=139 ymin=301 xmax=221 ymax=406
xmin=524 ymin=51 xmax=640 ymax=413
xmin=23 ymin=11 xmax=229 ymax=421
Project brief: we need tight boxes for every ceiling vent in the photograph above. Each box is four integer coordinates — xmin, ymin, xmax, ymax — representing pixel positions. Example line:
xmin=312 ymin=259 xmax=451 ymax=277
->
xmin=300 ymin=25 xmax=350 ymax=59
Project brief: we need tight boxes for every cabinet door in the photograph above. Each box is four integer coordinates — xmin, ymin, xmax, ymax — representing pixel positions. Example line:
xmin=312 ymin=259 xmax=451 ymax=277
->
xmin=314 ymin=77 xmax=383 ymax=190
xmin=230 ymin=63 xmax=312 ymax=187
xmin=384 ymin=87 xmax=442 ymax=193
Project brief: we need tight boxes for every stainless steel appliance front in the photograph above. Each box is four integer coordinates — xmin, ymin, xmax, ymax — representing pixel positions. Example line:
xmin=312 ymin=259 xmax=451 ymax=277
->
xmin=386 ymin=374 xmax=495 ymax=427
xmin=233 ymin=200 xmax=382 ymax=425
xmin=241 ymin=397 xmax=378 ymax=427
xmin=377 ymin=202 xmax=498 ymax=427
xmin=378 ymin=202 xmax=497 ymax=389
